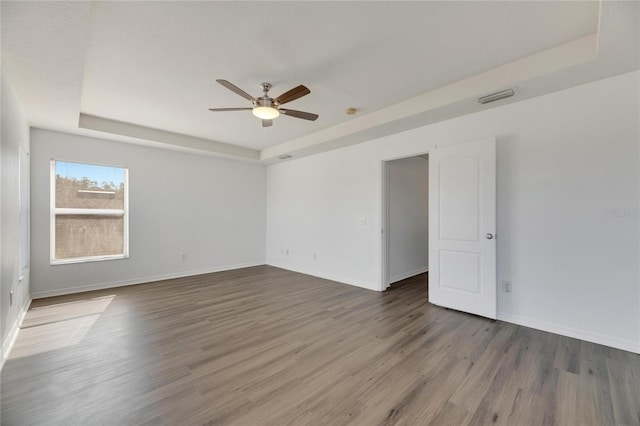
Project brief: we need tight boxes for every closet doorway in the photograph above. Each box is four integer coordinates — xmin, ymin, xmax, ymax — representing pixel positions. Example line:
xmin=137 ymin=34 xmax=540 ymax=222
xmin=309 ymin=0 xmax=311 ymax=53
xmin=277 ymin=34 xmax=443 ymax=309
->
xmin=382 ymin=155 xmax=429 ymax=289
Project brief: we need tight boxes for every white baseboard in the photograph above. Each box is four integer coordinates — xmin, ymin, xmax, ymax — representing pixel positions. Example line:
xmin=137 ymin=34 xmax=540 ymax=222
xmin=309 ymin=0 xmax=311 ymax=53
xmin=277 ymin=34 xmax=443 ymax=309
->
xmin=1 ymin=321 xmax=19 ymax=371
xmin=31 ymin=261 xmax=266 ymax=299
xmin=497 ymin=312 xmax=639 ymax=354
xmin=18 ymin=297 xmax=31 ymax=326
xmin=1 ymin=296 xmax=32 ymax=371
xmin=388 ymin=267 xmax=428 ymax=286
xmin=267 ymin=262 xmax=378 ymax=292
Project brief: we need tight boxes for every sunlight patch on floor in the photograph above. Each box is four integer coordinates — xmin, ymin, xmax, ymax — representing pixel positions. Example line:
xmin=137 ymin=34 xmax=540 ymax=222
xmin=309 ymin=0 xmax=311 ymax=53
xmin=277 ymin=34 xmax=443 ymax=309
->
xmin=9 ymin=295 xmax=115 ymax=359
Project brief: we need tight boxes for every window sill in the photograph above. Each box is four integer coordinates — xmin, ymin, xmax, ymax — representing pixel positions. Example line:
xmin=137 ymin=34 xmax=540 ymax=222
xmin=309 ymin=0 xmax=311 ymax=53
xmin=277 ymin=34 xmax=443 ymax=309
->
xmin=50 ymin=254 xmax=129 ymax=266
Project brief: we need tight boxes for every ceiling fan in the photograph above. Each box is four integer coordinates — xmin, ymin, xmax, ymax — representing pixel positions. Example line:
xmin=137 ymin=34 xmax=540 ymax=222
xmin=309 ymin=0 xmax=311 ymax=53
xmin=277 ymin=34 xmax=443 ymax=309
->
xmin=209 ymin=79 xmax=319 ymax=127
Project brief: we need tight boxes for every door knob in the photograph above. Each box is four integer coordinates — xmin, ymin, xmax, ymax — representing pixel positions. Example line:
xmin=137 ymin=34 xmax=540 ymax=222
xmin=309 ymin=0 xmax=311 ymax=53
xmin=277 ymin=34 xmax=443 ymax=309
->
xmin=485 ymin=233 xmax=494 ymax=240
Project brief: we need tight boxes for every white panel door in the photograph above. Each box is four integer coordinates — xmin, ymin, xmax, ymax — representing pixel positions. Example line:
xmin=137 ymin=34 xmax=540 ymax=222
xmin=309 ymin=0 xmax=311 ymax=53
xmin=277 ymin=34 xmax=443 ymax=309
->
xmin=428 ymin=137 xmax=496 ymax=319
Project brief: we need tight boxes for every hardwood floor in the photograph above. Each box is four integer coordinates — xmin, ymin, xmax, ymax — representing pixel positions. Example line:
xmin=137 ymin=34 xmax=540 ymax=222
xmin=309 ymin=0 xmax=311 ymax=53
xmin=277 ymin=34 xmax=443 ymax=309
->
xmin=1 ymin=265 xmax=639 ymax=425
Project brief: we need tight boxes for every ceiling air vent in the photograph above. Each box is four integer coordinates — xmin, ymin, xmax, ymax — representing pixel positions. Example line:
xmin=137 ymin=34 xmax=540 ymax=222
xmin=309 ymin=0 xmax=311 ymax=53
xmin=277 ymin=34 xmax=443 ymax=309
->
xmin=478 ymin=89 xmax=515 ymax=105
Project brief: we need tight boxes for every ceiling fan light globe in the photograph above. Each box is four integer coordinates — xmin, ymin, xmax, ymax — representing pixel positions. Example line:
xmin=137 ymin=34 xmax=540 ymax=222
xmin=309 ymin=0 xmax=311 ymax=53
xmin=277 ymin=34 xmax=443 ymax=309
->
xmin=252 ymin=106 xmax=280 ymax=120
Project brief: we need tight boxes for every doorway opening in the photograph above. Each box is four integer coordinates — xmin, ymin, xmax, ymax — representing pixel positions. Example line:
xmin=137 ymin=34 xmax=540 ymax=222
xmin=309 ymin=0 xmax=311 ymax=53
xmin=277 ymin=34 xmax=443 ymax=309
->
xmin=381 ymin=154 xmax=429 ymax=291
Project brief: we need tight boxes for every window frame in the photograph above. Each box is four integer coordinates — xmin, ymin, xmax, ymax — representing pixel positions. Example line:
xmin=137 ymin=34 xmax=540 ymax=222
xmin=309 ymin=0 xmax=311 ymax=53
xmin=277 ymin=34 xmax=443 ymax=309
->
xmin=50 ymin=160 xmax=129 ymax=265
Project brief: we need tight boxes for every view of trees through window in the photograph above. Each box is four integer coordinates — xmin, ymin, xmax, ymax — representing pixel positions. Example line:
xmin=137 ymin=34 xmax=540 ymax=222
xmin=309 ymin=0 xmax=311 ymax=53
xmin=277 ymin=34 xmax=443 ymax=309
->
xmin=52 ymin=161 xmax=128 ymax=262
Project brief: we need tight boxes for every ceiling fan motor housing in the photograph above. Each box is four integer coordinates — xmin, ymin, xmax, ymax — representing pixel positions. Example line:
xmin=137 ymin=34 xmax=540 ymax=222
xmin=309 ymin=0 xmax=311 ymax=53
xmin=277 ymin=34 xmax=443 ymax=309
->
xmin=256 ymin=97 xmax=275 ymax=108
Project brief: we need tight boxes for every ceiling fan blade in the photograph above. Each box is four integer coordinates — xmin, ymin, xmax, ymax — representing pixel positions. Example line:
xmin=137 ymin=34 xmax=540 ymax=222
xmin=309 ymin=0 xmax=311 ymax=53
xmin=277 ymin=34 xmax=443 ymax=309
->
xmin=216 ymin=79 xmax=256 ymax=101
xmin=262 ymin=119 xmax=273 ymax=127
xmin=275 ymin=85 xmax=310 ymax=105
xmin=280 ymin=109 xmax=319 ymax=121
xmin=208 ymin=107 xmax=253 ymax=112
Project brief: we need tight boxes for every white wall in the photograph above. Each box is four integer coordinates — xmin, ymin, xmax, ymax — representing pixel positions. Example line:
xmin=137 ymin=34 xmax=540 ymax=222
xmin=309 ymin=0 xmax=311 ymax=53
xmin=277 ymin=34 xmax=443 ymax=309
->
xmin=266 ymin=70 xmax=640 ymax=353
xmin=30 ymin=129 xmax=267 ymax=297
xmin=1 ymin=71 xmax=31 ymax=367
xmin=386 ymin=156 xmax=428 ymax=285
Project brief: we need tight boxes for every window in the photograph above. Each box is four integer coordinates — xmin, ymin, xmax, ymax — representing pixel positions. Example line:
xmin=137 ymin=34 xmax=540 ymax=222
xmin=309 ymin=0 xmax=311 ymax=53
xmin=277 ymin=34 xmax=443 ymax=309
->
xmin=51 ymin=160 xmax=129 ymax=264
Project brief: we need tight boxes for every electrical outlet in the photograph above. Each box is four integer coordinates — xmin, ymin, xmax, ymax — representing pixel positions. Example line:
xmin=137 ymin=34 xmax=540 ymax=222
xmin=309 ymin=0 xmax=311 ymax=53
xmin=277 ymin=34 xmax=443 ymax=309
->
xmin=9 ymin=290 xmax=13 ymax=306
xmin=502 ymin=280 xmax=512 ymax=293
xmin=181 ymin=253 xmax=187 ymax=261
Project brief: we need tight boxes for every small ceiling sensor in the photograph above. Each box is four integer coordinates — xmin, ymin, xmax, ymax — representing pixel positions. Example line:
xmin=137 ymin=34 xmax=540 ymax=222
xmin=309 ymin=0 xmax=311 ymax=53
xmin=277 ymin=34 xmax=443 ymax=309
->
xmin=278 ymin=154 xmax=292 ymax=160
xmin=346 ymin=108 xmax=357 ymax=115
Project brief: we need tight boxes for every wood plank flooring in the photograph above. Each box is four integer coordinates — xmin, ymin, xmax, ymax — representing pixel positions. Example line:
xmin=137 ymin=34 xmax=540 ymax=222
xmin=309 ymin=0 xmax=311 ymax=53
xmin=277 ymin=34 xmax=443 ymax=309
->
xmin=1 ymin=265 xmax=639 ymax=425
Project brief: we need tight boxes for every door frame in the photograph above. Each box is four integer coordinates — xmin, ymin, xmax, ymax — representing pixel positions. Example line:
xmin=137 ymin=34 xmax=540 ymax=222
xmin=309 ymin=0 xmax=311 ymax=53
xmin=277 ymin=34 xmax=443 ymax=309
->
xmin=379 ymin=151 xmax=430 ymax=291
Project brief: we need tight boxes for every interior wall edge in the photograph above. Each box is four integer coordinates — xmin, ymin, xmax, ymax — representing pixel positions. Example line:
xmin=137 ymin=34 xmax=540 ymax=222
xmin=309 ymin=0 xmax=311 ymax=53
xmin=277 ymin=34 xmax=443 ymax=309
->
xmin=1 ymin=69 xmax=31 ymax=369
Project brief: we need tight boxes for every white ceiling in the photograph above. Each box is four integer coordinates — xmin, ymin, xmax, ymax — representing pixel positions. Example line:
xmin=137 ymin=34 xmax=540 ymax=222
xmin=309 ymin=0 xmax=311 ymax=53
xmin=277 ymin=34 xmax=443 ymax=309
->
xmin=1 ymin=1 xmax=638 ymax=161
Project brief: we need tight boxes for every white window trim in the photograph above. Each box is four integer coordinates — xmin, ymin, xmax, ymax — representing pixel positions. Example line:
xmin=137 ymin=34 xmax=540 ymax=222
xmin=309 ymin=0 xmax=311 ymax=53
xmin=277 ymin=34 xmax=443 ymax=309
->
xmin=50 ymin=160 xmax=129 ymax=265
